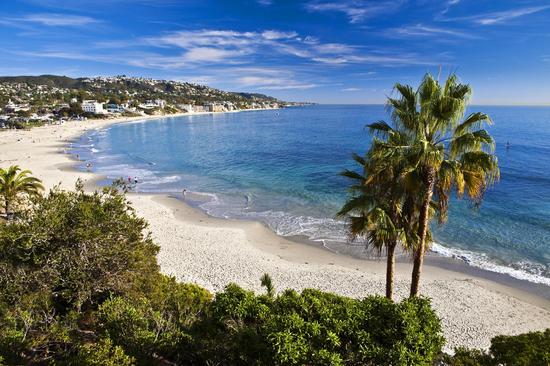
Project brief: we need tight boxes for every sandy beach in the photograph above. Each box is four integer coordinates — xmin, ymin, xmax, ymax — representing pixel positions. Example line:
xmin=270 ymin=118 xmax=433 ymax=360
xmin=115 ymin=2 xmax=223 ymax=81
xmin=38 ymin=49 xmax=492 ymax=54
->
xmin=1 ymin=115 xmax=549 ymax=352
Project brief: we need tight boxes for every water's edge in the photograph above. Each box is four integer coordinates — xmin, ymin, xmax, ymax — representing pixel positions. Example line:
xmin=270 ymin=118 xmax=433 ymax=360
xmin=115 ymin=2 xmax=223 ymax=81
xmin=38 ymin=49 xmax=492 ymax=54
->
xmin=67 ymin=113 xmax=550 ymax=299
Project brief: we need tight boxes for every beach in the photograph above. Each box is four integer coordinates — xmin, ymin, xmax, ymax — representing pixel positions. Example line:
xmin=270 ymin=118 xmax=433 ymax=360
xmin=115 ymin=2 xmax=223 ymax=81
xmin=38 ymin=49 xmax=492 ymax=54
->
xmin=1 ymin=115 xmax=549 ymax=352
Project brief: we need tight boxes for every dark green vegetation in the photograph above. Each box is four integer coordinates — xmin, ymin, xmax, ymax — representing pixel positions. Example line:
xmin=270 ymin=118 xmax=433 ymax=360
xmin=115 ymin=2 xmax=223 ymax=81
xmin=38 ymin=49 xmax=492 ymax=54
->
xmin=339 ymin=74 xmax=499 ymax=299
xmin=441 ymin=329 xmax=550 ymax=366
xmin=0 ymin=181 xmax=446 ymax=365
xmin=0 ymin=170 xmax=547 ymax=364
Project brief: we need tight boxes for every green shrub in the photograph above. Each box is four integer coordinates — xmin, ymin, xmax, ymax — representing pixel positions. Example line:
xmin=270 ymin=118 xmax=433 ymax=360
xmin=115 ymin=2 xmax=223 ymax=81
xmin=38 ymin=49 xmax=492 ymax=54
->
xmin=440 ymin=347 xmax=491 ymax=365
xmin=0 ymin=183 xmax=159 ymax=363
xmin=442 ymin=329 xmax=550 ymax=366
xmin=97 ymin=280 xmax=212 ymax=365
xmin=0 ymin=182 xmax=159 ymax=313
xmin=201 ymin=283 xmax=272 ymax=365
xmin=196 ymin=285 xmax=444 ymax=366
xmin=490 ymin=329 xmax=550 ymax=366
xmin=72 ymin=338 xmax=135 ymax=366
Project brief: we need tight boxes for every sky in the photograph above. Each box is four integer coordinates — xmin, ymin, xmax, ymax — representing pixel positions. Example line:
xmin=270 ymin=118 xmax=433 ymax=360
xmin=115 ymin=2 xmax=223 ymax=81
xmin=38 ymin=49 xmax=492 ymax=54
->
xmin=0 ymin=0 xmax=549 ymax=104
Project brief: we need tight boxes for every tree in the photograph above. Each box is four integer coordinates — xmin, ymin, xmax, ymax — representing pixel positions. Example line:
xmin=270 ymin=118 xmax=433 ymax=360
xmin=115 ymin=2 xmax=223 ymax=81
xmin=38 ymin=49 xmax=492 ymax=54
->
xmin=338 ymin=152 xmax=407 ymax=300
xmin=0 ymin=165 xmax=43 ymax=219
xmin=369 ymin=74 xmax=499 ymax=296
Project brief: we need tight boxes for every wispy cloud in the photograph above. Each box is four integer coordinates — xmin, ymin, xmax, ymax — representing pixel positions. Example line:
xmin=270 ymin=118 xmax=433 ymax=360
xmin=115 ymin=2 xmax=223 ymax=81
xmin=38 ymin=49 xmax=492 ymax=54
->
xmin=1 ymin=13 xmax=100 ymax=27
xmin=440 ymin=0 xmax=460 ymax=15
xmin=341 ymin=87 xmax=362 ymax=91
xmin=388 ymin=24 xmax=478 ymax=39
xmin=261 ymin=30 xmax=298 ymax=40
xmin=305 ymin=0 xmax=404 ymax=23
xmin=210 ymin=67 xmax=320 ymax=91
xmin=475 ymin=6 xmax=550 ymax=25
xmin=441 ymin=5 xmax=550 ymax=25
xmin=13 ymin=25 xmax=441 ymax=94
xmin=143 ymin=28 xmax=435 ymax=67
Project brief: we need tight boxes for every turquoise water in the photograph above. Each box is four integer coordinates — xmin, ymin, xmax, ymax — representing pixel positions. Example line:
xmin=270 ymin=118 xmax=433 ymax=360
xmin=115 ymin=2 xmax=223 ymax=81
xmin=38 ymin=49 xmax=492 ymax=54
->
xmin=74 ymin=105 xmax=550 ymax=285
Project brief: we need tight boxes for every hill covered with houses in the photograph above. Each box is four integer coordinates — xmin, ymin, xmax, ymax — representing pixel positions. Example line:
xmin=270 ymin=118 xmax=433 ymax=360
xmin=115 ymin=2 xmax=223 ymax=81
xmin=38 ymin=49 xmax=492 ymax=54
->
xmin=0 ymin=75 xmax=298 ymax=129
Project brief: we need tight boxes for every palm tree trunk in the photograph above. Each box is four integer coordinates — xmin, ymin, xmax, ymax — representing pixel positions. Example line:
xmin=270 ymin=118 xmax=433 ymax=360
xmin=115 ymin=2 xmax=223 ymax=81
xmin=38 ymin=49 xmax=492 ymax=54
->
xmin=410 ymin=168 xmax=435 ymax=297
xmin=386 ymin=240 xmax=397 ymax=300
xmin=4 ymin=197 xmax=9 ymax=219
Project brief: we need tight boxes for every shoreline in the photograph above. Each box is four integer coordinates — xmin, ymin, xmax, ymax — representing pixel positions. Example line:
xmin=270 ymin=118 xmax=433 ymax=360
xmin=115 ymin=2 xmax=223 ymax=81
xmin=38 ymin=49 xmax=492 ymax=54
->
xmin=1 ymin=113 xmax=550 ymax=351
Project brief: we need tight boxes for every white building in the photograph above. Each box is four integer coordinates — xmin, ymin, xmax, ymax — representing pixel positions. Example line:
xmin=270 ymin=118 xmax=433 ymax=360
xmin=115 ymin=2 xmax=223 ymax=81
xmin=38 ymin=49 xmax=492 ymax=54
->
xmin=154 ymin=99 xmax=166 ymax=108
xmin=4 ymin=99 xmax=30 ymax=113
xmin=140 ymin=99 xmax=166 ymax=110
xmin=82 ymin=100 xmax=104 ymax=114
xmin=178 ymin=104 xmax=194 ymax=113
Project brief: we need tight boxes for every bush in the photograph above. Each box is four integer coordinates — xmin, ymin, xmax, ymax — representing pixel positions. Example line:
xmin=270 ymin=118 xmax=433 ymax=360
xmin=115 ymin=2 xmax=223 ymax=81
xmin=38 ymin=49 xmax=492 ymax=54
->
xmin=440 ymin=347 xmax=492 ymax=365
xmin=490 ymin=329 xmax=550 ymax=365
xmin=442 ymin=329 xmax=550 ymax=366
xmin=0 ymin=182 xmax=159 ymax=313
xmin=97 ymin=281 xmax=212 ymax=365
xmin=72 ymin=338 xmax=135 ymax=366
xmin=198 ymin=285 xmax=444 ymax=366
xmin=0 ymin=183 xmax=159 ymax=363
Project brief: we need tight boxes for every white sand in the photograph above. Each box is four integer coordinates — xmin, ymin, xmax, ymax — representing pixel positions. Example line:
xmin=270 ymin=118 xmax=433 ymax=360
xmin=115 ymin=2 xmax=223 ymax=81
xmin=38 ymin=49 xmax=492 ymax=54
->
xmin=1 ymin=116 xmax=549 ymax=351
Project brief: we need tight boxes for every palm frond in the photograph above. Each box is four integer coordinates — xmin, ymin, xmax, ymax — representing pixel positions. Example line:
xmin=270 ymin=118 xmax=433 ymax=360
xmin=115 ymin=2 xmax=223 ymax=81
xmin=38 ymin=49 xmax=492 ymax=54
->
xmin=454 ymin=112 xmax=492 ymax=136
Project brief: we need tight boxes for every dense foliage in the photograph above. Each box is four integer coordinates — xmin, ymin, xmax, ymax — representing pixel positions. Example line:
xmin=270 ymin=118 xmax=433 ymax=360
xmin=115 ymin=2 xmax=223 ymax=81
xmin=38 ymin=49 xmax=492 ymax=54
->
xmin=0 ymin=182 xmax=445 ymax=365
xmin=441 ymin=329 xmax=550 ymax=366
xmin=0 ymin=181 xmax=546 ymax=365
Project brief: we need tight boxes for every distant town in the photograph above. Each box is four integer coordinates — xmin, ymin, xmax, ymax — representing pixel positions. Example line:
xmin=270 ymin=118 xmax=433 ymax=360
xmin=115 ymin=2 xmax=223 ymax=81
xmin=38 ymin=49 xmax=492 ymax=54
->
xmin=0 ymin=75 xmax=307 ymax=129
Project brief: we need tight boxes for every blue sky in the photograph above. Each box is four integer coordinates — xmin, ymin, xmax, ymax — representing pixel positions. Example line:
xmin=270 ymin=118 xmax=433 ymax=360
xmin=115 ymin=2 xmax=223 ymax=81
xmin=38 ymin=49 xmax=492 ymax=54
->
xmin=1 ymin=0 xmax=549 ymax=104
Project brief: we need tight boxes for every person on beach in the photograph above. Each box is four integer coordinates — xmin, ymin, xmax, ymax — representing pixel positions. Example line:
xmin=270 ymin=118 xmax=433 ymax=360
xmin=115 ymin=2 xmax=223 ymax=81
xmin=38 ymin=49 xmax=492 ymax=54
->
xmin=182 ymin=189 xmax=187 ymax=198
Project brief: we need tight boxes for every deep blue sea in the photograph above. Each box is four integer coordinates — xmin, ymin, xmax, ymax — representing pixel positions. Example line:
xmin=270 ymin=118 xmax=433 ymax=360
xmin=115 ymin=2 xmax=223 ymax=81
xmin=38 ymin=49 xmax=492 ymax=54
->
xmin=73 ymin=105 xmax=550 ymax=285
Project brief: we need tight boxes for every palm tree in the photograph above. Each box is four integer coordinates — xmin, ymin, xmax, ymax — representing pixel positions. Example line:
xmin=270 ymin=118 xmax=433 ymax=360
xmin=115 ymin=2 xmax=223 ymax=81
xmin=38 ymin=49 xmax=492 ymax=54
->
xmin=338 ymin=152 xmax=406 ymax=300
xmin=368 ymin=74 xmax=499 ymax=297
xmin=0 ymin=165 xmax=44 ymax=219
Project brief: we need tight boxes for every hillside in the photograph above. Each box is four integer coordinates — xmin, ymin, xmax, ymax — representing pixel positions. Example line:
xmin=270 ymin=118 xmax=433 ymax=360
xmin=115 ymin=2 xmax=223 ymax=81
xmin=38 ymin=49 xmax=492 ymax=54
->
xmin=0 ymin=75 xmax=283 ymax=106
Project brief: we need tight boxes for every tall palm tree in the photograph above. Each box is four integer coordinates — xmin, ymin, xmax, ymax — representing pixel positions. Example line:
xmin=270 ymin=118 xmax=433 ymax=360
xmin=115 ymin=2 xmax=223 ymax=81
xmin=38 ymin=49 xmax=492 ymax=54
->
xmin=369 ymin=74 xmax=499 ymax=297
xmin=0 ymin=165 xmax=44 ymax=218
xmin=338 ymin=152 xmax=406 ymax=300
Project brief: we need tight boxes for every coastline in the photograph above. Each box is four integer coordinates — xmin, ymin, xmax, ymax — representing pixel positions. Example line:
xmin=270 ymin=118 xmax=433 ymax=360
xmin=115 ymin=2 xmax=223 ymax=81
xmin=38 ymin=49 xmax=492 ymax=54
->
xmin=1 ymin=113 xmax=550 ymax=351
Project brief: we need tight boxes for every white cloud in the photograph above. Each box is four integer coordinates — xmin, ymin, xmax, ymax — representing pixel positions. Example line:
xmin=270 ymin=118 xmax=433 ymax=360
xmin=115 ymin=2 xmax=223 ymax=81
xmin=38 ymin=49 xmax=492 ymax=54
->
xmin=259 ymin=84 xmax=317 ymax=90
xmin=314 ymin=53 xmax=435 ymax=66
xmin=150 ymin=30 xmax=257 ymax=49
xmin=5 ymin=13 xmax=100 ymax=26
xmin=441 ymin=5 xmax=550 ymax=25
xmin=233 ymin=68 xmax=318 ymax=90
xmin=476 ymin=6 xmax=550 ymax=25
xmin=261 ymin=30 xmax=298 ymax=40
xmin=305 ymin=0 xmax=404 ymax=23
xmin=182 ymin=47 xmax=248 ymax=62
xmin=17 ymin=25 xmax=441 ymax=77
xmin=389 ymin=24 xmax=477 ymax=39
xmin=314 ymin=43 xmax=355 ymax=54
xmin=342 ymin=87 xmax=362 ymax=91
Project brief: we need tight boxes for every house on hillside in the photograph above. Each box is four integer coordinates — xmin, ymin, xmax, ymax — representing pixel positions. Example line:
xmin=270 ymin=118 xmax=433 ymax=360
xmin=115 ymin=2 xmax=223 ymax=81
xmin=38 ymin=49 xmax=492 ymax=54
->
xmin=178 ymin=104 xmax=194 ymax=113
xmin=82 ymin=100 xmax=104 ymax=114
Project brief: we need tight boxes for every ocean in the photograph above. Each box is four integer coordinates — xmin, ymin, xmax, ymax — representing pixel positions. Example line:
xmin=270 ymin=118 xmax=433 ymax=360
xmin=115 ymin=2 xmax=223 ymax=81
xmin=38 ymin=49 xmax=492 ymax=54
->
xmin=72 ymin=105 xmax=550 ymax=286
